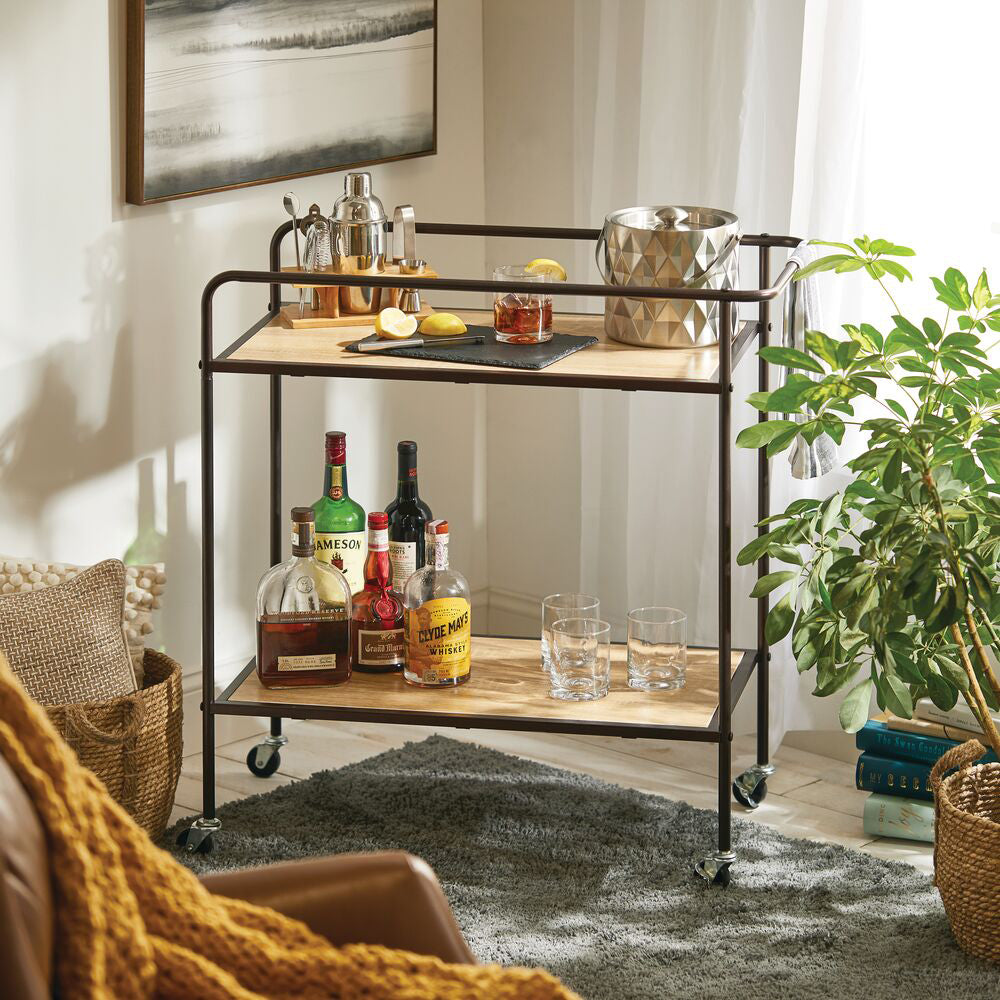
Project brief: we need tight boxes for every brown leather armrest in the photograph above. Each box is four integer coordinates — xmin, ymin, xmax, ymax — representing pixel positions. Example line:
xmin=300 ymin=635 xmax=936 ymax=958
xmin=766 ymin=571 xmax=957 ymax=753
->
xmin=200 ymin=851 xmax=475 ymax=965
xmin=0 ymin=757 xmax=53 ymax=1000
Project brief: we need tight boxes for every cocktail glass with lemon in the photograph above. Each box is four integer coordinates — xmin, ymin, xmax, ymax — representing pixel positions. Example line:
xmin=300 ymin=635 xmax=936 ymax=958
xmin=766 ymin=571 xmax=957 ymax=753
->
xmin=493 ymin=259 xmax=566 ymax=345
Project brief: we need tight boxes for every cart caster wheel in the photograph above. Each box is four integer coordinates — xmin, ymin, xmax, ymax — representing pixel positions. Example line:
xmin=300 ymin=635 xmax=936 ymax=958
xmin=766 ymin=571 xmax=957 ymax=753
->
xmin=246 ymin=743 xmax=281 ymax=777
xmin=177 ymin=819 xmax=219 ymax=854
xmin=694 ymin=854 xmax=733 ymax=887
xmin=733 ymin=764 xmax=774 ymax=810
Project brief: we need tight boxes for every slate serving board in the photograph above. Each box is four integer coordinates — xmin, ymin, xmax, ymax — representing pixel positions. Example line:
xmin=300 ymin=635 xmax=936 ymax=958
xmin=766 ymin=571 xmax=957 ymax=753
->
xmin=346 ymin=325 xmax=598 ymax=371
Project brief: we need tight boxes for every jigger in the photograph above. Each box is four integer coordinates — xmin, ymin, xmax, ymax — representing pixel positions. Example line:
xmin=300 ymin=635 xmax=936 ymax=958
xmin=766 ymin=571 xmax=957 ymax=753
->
xmin=398 ymin=258 xmax=426 ymax=314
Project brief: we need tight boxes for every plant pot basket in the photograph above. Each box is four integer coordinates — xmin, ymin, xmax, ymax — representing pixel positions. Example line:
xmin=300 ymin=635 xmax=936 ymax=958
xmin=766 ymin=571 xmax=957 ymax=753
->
xmin=931 ymin=740 xmax=1000 ymax=964
xmin=45 ymin=649 xmax=183 ymax=839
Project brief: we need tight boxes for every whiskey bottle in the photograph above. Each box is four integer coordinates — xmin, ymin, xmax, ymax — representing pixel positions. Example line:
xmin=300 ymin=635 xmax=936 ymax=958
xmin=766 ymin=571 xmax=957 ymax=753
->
xmin=403 ymin=520 xmax=471 ymax=687
xmin=256 ymin=507 xmax=352 ymax=689
xmin=385 ymin=440 xmax=433 ymax=593
xmin=313 ymin=431 xmax=366 ymax=595
xmin=351 ymin=511 xmax=405 ymax=673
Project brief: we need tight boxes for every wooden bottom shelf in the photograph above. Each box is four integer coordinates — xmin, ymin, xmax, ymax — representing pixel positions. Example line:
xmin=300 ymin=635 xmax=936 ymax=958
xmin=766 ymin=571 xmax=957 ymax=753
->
xmin=216 ymin=637 xmax=752 ymax=741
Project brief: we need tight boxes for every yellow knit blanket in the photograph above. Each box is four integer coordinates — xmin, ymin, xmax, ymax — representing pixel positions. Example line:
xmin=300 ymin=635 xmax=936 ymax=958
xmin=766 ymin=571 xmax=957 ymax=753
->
xmin=0 ymin=654 xmax=579 ymax=999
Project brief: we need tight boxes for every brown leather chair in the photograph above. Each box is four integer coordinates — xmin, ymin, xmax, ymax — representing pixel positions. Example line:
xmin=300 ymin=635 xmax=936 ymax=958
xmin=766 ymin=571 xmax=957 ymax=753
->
xmin=0 ymin=755 xmax=474 ymax=1000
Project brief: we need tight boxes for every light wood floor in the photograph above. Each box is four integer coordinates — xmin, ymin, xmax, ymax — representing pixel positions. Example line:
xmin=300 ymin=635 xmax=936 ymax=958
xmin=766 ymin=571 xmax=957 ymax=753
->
xmin=171 ymin=715 xmax=934 ymax=876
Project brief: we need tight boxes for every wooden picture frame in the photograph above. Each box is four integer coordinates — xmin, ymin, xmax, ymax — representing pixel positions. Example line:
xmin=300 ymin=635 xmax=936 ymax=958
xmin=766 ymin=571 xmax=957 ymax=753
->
xmin=126 ymin=0 xmax=437 ymax=206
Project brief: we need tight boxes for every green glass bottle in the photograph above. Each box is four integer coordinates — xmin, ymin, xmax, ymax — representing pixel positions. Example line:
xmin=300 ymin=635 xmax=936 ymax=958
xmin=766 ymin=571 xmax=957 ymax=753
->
xmin=313 ymin=431 xmax=366 ymax=595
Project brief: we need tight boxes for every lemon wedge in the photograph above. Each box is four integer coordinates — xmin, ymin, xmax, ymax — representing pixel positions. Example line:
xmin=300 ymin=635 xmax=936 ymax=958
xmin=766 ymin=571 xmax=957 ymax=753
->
xmin=418 ymin=313 xmax=468 ymax=336
xmin=375 ymin=307 xmax=418 ymax=340
xmin=525 ymin=258 xmax=567 ymax=281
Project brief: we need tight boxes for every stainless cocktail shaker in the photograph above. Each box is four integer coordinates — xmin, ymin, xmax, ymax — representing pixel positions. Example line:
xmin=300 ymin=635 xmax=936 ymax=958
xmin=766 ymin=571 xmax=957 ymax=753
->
xmin=330 ymin=171 xmax=387 ymax=313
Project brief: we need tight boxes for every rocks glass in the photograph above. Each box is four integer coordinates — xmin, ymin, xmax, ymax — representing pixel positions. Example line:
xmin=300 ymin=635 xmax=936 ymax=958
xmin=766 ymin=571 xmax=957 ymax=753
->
xmin=493 ymin=265 xmax=554 ymax=345
xmin=549 ymin=618 xmax=612 ymax=701
xmin=541 ymin=594 xmax=600 ymax=671
xmin=627 ymin=607 xmax=687 ymax=691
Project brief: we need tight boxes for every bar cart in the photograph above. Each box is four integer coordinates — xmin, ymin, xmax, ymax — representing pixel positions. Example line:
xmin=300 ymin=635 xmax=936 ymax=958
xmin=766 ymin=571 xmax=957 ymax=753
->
xmin=180 ymin=220 xmax=803 ymax=887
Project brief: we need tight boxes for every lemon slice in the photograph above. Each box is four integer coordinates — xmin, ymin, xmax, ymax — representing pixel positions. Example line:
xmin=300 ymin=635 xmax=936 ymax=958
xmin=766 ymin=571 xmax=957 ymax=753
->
xmin=375 ymin=307 xmax=418 ymax=340
xmin=418 ymin=313 xmax=468 ymax=336
xmin=525 ymin=258 xmax=567 ymax=281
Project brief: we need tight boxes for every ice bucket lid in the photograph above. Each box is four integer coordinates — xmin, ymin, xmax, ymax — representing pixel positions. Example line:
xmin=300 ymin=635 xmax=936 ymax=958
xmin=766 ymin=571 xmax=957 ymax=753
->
xmin=607 ymin=205 xmax=738 ymax=233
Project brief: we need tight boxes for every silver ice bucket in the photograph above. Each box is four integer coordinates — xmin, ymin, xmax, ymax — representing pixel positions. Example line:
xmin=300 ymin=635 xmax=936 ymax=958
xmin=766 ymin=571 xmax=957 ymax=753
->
xmin=596 ymin=205 xmax=740 ymax=348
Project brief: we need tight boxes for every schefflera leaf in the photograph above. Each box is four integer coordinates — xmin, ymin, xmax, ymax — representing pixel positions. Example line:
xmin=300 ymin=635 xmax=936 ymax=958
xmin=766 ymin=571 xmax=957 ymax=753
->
xmin=739 ymin=236 xmax=1000 ymax=748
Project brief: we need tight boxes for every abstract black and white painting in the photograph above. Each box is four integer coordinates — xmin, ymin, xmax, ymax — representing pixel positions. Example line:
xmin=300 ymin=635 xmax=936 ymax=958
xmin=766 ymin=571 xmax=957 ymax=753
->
xmin=127 ymin=0 xmax=436 ymax=204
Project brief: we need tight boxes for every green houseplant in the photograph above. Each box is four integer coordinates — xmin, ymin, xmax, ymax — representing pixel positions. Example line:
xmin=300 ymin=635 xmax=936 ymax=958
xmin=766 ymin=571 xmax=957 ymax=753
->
xmin=737 ymin=237 xmax=1000 ymax=758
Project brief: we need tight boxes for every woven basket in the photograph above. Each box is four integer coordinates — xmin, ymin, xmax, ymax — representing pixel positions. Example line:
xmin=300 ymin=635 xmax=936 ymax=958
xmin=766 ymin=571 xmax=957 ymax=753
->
xmin=45 ymin=649 xmax=183 ymax=839
xmin=931 ymin=740 xmax=1000 ymax=964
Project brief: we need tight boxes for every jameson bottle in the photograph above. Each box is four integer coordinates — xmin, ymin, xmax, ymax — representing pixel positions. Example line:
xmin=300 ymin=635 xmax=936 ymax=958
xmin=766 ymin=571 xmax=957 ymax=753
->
xmin=351 ymin=511 xmax=405 ymax=673
xmin=313 ymin=431 xmax=366 ymax=595
xmin=385 ymin=440 xmax=433 ymax=593
xmin=403 ymin=520 xmax=471 ymax=688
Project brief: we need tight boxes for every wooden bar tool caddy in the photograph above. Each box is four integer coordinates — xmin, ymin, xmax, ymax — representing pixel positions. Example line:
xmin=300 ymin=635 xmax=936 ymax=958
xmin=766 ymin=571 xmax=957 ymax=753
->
xmin=279 ymin=175 xmax=435 ymax=330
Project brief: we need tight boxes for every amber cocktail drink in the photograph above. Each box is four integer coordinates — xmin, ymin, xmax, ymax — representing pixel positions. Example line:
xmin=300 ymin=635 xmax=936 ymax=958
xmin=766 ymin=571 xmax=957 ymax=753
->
xmin=493 ymin=265 xmax=554 ymax=344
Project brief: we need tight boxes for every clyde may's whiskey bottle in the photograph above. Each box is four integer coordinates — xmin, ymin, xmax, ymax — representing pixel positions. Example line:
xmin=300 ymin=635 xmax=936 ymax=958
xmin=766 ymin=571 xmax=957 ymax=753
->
xmin=313 ymin=431 xmax=366 ymax=595
xmin=403 ymin=519 xmax=471 ymax=688
xmin=351 ymin=511 xmax=405 ymax=673
xmin=255 ymin=507 xmax=352 ymax=689
xmin=385 ymin=440 xmax=433 ymax=593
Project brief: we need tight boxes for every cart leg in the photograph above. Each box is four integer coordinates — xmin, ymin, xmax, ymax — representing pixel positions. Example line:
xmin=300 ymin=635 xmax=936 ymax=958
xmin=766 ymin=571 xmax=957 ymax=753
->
xmin=696 ymin=300 xmax=736 ymax=887
xmin=266 ymin=373 xmax=286 ymax=753
xmin=179 ymin=349 xmax=221 ymax=854
xmin=735 ymin=243 xmax=777 ymax=811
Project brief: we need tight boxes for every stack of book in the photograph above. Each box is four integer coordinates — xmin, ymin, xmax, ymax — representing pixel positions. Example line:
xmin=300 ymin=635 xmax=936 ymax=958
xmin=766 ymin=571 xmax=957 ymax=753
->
xmin=856 ymin=699 xmax=998 ymax=843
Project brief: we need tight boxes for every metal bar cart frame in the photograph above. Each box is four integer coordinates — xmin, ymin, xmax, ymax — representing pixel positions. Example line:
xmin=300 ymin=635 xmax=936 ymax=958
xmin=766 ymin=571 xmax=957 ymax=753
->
xmin=181 ymin=220 xmax=802 ymax=886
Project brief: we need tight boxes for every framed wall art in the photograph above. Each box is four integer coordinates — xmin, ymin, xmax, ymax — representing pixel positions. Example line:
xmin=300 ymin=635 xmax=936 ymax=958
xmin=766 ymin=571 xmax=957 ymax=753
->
xmin=126 ymin=0 xmax=437 ymax=205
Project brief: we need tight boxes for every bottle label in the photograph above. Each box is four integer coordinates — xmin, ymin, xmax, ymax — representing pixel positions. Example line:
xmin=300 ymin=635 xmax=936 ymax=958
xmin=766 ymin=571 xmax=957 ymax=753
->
xmin=368 ymin=527 xmax=389 ymax=552
xmin=290 ymin=522 xmax=315 ymax=549
xmin=389 ymin=540 xmax=417 ymax=591
xmin=277 ymin=652 xmax=341 ymax=672
xmin=315 ymin=530 xmax=365 ymax=593
xmin=357 ymin=628 xmax=405 ymax=666
xmin=428 ymin=534 xmax=448 ymax=571
xmin=261 ymin=610 xmax=348 ymax=622
xmin=405 ymin=598 xmax=471 ymax=683
xmin=327 ymin=465 xmax=345 ymax=501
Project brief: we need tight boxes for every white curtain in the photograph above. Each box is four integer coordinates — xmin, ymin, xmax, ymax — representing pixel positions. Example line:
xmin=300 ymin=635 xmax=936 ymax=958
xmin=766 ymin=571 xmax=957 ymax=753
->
xmin=567 ymin=0 xmax=870 ymax=747
xmin=480 ymin=0 xmax=1000 ymax=746
xmin=557 ymin=0 xmax=1000 ymax=747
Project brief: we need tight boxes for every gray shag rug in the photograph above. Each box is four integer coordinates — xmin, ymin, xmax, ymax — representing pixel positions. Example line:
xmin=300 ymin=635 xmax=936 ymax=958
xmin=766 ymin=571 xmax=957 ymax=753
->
xmin=165 ymin=735 xmax=997 ymax=999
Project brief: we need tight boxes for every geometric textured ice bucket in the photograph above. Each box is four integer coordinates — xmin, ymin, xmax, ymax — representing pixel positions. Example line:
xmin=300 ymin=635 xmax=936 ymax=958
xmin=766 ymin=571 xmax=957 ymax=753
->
xmin=596 ymin=206 xmax=740 ymax=348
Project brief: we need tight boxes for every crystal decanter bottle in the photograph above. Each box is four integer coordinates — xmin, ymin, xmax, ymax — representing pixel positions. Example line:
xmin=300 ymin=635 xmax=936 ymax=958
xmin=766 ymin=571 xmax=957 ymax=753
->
xmin=256 ymin=507 xmax=352 ymax=689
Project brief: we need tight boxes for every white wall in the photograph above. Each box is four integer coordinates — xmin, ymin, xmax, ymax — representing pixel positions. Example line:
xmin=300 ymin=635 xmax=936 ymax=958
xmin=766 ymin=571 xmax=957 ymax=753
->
xmin=0 ymin=0 xmax=487 ymax=683
xmin=482 ymin=0 xmax=585 ymax=635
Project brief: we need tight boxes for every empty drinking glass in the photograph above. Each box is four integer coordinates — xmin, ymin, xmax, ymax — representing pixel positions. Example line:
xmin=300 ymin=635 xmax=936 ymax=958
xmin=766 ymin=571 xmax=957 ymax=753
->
xmin=549 ymin=618 xmax=612 ymax=701
xmin=627 ymin=607 xmax=687 ymax=691
xmin=541 ymin=594 xmax=600 ymax=671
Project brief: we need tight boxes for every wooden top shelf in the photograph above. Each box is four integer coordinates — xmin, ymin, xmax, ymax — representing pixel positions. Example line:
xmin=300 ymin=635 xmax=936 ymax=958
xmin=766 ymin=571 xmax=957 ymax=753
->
xmin=214 ymin=309 xmax=752 ymax=393
xmin=217 ymin=637 xmax=751 ymax=739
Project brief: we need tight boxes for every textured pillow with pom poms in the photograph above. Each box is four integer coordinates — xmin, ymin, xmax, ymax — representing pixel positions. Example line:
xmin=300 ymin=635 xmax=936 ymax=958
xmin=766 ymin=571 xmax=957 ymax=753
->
xmin=0 ymin=556 xmax=166 ymax=687
xmin=0 ymin=559 xmax=138 ymax=704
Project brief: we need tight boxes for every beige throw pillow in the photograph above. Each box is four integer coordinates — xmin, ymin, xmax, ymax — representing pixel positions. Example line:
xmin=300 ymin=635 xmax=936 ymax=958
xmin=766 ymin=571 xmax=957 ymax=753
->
xmin=0 ymin=559 xmax=138 ymax=704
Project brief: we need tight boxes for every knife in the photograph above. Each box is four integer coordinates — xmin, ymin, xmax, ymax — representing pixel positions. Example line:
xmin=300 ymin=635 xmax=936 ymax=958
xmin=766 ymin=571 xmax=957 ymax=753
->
xmin=356 ymin=333 xmax=485 ymax=353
